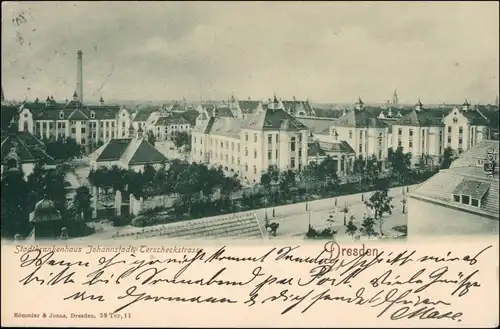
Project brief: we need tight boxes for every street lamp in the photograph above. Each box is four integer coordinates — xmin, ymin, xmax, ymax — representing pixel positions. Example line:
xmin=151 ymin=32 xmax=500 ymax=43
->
xmin=264 ymin=197 xmax=269 ymax=225
xmin=308 ymin=200 xmax=312 ymax=228
xmin=401 ymin=195 xmax=407 ymax=214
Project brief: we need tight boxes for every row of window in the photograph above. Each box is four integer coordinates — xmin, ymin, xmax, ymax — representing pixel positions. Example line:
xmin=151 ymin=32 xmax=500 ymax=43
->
xmin=453 ymin=194 xmax=480 ymax=207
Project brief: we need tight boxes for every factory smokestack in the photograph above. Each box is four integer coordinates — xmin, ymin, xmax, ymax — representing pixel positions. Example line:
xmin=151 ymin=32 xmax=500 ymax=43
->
xmin=76 ymin=50 xmax=83 ymax=103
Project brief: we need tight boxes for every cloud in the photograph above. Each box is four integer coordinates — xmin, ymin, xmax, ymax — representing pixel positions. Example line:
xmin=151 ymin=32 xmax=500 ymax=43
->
xmin=1 ymin=1 xmax=498 ymax=103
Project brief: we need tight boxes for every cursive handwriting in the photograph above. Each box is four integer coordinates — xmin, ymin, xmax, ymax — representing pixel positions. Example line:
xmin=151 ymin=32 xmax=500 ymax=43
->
xmin=14 ymin=244 xmax=493 ymax=322
xmin=114 ymin=285 xmax=237 ymax=313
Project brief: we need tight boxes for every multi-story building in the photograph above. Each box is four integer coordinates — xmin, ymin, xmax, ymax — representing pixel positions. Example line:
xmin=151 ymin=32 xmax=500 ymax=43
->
xmin=297 ymin=116 xmax=356 ymax=174
xmin=390 ymin=100 xmax=445 ymax=166
xmin=17 ymin=94 xmax=131 ymax=152
xmin=131 ymin=108 xmax=160 ymax=136
xmin=154 ymin=116 xmax=191 ymax=141
xmin=321 ymin=98 xmax=390 ymax=163
xmin=408 ymin=139 xmax=499 ymax=238
xmin=191 ymin=96 xmax=309 ymax=185
xmin=443 ymin=100 xmax=490 ymax=155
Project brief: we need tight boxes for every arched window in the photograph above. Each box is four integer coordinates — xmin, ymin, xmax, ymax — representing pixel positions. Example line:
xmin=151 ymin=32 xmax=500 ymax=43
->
xmin=23 ymin=121 xmax=29 ymax=131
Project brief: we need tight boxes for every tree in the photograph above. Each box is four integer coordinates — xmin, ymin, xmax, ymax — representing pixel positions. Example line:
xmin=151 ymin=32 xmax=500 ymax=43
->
xmin=261 ymin=165 xmax=280 ymax=192
xmin=345 ymin=215 xmax=358 ymax=240
xmin=319 ymin=156 xmax=338 ymax=187
xmin=71 ymin=186 xmax=92 ymax=221
xmin=45 ymin=137 xmax=83 ymax=161
xmin=364 ymin=187 xmax=394 ymax=236
xmin=279 ymin=169 xmax=296 ymax=198
xmin=173 ymin=131 xmax=192 ymax=152
xmin=365 ymin=155 xmax=380 ymax=184
xmin=26 ymin=164 xmax=67 ymax=215
xmin=441 ymin=147 xmax=455 ymax=169
xmin=352 ymin=155 xmax=366 ymax=187
xmin=359 ymin=216 xmax=377 ymax=239
xmin=1 ymin=168 xmax=30 ymax=237
xmin=388 ymin=146 xmax=412 ymax=182
xmin=143 ymin=164 xmax=157 ymax=185
xmin=147 ymin=130 xmax=156 ymax=145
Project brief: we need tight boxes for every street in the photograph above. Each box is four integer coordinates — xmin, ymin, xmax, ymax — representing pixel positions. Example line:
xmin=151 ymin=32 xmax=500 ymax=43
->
xmin=254 ymin=184 xmax=417 ymax=240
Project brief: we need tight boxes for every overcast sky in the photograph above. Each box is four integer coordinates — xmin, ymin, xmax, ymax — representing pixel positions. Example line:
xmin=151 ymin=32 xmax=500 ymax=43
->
xmin=1 ymin=1 xmax=499 ymax=104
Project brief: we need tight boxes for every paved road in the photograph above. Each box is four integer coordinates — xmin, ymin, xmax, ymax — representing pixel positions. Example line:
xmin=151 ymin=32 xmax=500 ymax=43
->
xmin=254 ymin=184 xmax=418 ymax=239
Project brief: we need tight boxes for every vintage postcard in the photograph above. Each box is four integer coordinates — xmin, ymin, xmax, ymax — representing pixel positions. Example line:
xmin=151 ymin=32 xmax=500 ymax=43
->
xmin=1 ymin=1 xmax=499 ymax=327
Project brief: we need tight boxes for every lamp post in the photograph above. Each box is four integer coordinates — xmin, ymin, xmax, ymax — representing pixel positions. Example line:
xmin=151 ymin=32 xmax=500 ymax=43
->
xmin=264 ymin=197 xmax=269 ymax=225
xmin=308 ymin=199 xmax=311 ymax=229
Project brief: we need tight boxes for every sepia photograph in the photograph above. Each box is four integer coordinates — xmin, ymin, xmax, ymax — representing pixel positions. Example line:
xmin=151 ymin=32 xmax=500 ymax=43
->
xmin=1 ymin=1 xmax=499 ymax=327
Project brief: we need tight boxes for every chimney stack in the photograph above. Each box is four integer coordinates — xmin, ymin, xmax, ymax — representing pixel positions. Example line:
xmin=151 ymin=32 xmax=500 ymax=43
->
xmin=76 ymin=50 xmax=83 ymax=103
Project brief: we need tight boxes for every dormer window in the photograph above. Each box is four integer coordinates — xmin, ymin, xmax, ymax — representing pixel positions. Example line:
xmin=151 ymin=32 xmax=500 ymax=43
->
xmin=452 ymin=179 xmax=490 ymax=208
xmin=59 ymin=111 xmax=64 ymax=119
xmin=90 ymin=111 xmax=95 ymax=119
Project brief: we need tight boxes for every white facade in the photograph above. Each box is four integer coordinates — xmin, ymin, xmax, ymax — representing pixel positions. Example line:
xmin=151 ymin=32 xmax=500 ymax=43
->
xmin=391 ymin=125 xmax=444 ymax=164
xmin=191 ymin=104 xmax=309 ymax=185
xmin=17 ymin=103 xmax=133 ymax=150
xmin=443 ymin=106 xmax=488 ymax=155
xmin=328 ymin=124 xmax=389 ymax=161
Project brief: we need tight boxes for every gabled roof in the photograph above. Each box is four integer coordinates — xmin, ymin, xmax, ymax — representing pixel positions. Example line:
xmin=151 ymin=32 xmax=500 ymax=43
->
xmin=296 ymin=117 xmax=335 ymax=134
xmin=128 ymin=140 xmax=168 ymax=165
xmin=96 ymin=138 xmax=131 ymax=162
xmin=238 ymin=100 xmax=262 ymax=114
xmin=68 ymin=108 xmax=89 ymax=120
xmin=21 ymin=101 xmax=120 ymax=121
xmin=133 ymin=109 xmax=157 ymax=122
xmin=336 ymin=109 xmax=387 ymax=128
xmin=155 ymin=116 xmax=190 ymax=126
xmin=211 ymin=106 xmax=234 ymax=118
xmin=282 ymin=100 xmax=314 ymax=116
xmin=192 ymin=116 xmax=216 ymax=134
xmin=1 ymin=130 xmax=55 ymax=164
xmin=95 ymin=138 xmax=167 ymax=166
xmin=461 ymin=109 xmax=490 ymax=126
xmin=317 ymin=140 xmax=356 ymax=154
xmin=394 ymin=108 xmax=444 ymax=127
xmin=205 ymin=117 xmax=242 ymax=138
xmin=241 ymin=107 xmax=307 ymax=131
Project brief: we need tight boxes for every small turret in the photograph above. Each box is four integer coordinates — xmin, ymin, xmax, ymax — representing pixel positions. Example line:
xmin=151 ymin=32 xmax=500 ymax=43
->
xmin=355 ymin=97 xmax=364 ymax=110
xmin=415 ymin=99 xmax=423 ymax=111
xmin=462 ymin=98 xmax=470 ymax=111
xmin=99 ymin=96 xmax=104 ymax=106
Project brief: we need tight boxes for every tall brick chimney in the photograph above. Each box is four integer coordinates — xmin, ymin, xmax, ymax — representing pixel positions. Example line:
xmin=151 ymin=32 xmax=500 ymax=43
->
xmin=76 ymin=50 xmax=83 ymax=103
